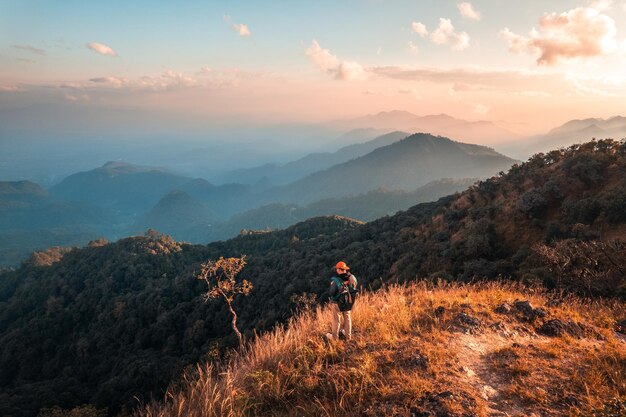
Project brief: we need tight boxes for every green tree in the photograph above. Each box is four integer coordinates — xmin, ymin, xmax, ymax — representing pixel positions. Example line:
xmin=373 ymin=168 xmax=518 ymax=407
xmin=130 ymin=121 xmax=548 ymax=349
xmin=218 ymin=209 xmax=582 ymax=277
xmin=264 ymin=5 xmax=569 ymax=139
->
xmin=196 ymin=256 xmax=252 ymax=348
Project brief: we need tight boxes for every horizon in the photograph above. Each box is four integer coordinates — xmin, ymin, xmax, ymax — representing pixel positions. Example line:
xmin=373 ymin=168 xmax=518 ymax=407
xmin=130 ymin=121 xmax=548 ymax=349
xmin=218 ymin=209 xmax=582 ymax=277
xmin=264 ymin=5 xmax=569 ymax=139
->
xmin=2 ymin=0 xmax=626 ymax=139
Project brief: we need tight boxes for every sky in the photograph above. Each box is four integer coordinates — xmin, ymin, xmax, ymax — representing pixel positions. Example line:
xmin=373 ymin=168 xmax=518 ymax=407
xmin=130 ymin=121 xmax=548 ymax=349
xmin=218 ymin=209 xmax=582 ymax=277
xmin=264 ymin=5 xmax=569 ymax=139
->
xmin=1 ymin=0 xmax=626 ymax=135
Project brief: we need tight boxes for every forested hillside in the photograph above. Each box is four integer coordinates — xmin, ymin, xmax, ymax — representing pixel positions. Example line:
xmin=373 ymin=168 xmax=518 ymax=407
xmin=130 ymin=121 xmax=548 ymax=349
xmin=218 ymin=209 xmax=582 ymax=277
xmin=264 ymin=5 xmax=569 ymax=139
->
xmin=1 ymin=139 xmax=625 ymax=416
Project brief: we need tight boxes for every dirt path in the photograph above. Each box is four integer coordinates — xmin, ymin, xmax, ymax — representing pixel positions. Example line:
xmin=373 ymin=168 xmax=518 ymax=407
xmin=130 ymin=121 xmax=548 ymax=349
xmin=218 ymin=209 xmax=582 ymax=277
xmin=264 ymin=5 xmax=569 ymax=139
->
xmin=453 ymin=332 xmax=537 ymax=417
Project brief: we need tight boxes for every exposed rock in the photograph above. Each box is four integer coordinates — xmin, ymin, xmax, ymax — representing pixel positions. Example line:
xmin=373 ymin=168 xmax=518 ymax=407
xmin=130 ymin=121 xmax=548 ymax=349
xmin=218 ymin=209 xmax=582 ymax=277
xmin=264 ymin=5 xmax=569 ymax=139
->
xmin=494 ymin=302 xmax=512 ymax=314
xmin=452 ymin=313 xmax=483 ymax=333
xmin=538 ymin=319 xmax=585 ymax=338
xmin=513 ymin=300 xmax=547 ymax=322
xmin=616 ymin=318 xmax=626 ymax=334
xmin=481 ymin=384 xmax=498 ymax=400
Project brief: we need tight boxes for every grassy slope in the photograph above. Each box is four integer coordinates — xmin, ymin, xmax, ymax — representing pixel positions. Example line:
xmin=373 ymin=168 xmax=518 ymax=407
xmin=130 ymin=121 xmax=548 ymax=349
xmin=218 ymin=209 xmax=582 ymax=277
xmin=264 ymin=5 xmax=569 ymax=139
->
xmin=142 ymin=282 xmax=625 ymax=417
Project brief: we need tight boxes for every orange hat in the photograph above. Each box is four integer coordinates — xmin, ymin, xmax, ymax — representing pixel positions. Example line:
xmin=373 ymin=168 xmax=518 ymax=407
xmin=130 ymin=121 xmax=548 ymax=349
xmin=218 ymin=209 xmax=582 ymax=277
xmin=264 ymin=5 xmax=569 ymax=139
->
xmin=335 ymin=261 xmax=350 ymax=270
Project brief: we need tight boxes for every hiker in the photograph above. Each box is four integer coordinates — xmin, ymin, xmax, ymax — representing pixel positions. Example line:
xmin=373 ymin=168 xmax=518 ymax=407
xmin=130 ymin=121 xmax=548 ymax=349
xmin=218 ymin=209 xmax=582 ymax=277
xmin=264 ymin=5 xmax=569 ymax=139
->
xmin=327 ymin=261 xmax=358 ymax=341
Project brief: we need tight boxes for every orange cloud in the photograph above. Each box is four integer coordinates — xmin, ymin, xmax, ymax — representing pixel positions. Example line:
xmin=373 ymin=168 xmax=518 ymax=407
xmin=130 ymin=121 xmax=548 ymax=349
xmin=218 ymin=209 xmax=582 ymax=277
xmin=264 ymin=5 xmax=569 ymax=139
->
xmin=500 ymin=7 xmax=617 ymax=65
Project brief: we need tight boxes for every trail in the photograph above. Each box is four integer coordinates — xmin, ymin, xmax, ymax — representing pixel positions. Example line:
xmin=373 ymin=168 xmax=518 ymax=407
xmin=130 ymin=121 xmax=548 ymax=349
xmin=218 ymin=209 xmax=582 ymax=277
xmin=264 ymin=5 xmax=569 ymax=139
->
xmin=453 ymin=332 xmax=539 ymax=417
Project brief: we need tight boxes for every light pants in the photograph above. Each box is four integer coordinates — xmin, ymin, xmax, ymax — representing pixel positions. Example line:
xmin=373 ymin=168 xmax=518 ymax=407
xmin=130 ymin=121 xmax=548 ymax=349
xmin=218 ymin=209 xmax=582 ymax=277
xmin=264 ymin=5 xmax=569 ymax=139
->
xmin=331 ymin=304 xmax=352 ymax=340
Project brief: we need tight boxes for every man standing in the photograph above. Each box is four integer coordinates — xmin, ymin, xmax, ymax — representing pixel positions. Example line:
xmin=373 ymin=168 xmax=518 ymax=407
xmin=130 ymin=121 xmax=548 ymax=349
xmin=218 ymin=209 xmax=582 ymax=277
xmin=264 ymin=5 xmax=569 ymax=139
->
xmin=327 ymin=261 xmax=358 ymax=341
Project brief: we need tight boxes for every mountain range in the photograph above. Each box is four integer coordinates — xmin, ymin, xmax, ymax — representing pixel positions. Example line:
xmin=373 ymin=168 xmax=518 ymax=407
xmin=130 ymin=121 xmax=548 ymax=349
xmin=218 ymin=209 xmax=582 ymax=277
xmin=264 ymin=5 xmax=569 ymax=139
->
xmin=331 ymin=110 xmax=525 ymax=144
xmin=213 ymin=131 xmax=409 ymax=186
xmin=500 ymin=115 xmax=626 ymax=159
xmin=266 ymin=133 xmax=516 ymax=204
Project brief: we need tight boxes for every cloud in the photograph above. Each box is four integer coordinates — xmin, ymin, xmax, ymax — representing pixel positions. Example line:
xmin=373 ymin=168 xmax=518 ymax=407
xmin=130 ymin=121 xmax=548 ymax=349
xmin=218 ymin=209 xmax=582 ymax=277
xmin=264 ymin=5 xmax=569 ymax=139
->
xmin=408 ymin=41 xmax=419 ymax=54
xmin=12 ymin=44 xmax=46 ymax=55
xmin=411 ymin=22 xmax=428 ymax=37
xmin=458 ymin=2 xmax=481 ymax=20
xmin=306 ymin=40 xmax=368 ymax=81
xmin=500 ymin=7 xmax=617 ymax=65
xmin=430 ymin=18 xmax=470 ymax=50
xmin=89 ymin=76 xmax=129 ymax=87
xmin=224 ymin=15 xmax=251 ymax=37
xmin=87 ymin=42 xmax=117 ymax=57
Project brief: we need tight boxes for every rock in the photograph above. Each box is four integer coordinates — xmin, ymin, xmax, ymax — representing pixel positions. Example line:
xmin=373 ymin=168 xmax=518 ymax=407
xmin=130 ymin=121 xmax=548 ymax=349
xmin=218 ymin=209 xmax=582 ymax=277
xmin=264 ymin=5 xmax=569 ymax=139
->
xmin=513 ymin=300 xmax=547 ymax=322
xmin=481 ymin=384 xmax=498 ymax=400
xmin=436 ymin=390 xmax=454 ymax=398
xmin=452 ymin=313 xmax=483 ymax=333
xmin=616 ymin=318 xmax=626 ymax=334
xmin=538 ymin=319 xmax=585 ymax=338
xmin=494 ymin=302 xmax=512 ymax=314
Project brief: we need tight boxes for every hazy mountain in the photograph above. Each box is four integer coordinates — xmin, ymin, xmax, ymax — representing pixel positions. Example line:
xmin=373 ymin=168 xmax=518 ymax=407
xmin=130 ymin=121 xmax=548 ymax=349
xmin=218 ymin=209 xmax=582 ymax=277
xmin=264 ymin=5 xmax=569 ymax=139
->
xmin=177 ymin=179 xmax=257 ymax=218
xmin=186 ymin=177 xmax=476 ymax=243
xmin=500 ymin=115 xmax=626 ymax=159
xmin=214 ymin=131 xmax=408 ymax=186
xmin=0 ymin=180 xmax=119 ymax=266
xmin=49 ymin=161 xmax=192 ymax=214
xmin=135 ymin=190 xmax=220 ymax=237
xmin=268 ymin=133 xmax=517 ymax=204
xmin=0 ymin=180 xmax=48 ymax=202
xmin=332 ymin=110 xmax=521 ymax=144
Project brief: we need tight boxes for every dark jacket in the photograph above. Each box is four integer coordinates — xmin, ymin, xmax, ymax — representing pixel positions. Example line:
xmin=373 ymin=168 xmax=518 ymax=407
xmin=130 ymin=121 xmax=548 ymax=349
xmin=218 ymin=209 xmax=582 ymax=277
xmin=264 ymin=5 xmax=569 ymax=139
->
xmin=329 ymin=273 xmax=358 ymax=311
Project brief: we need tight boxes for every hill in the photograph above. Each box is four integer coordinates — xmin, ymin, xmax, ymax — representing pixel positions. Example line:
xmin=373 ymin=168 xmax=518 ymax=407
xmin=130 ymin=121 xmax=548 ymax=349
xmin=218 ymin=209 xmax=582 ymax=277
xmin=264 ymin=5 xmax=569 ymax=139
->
xmin=1 ymin=139 xmax=625 ymax=416
xmin=49 ymin=161 xmax=192 ymax=214
xmin=136 ymin=190 xmax=220 ymax=237
xmin=214 ymin=131 xmax=408 ymax=186
xmin=156 ymin=178 xmax=477 ymax=243
xmin=268 ymin=133 xmax=517 ymax=204
xmin=144 ymin=281 xmax=626 ymax=417
xmin=0 ymin=180 xmax=119 ymax=266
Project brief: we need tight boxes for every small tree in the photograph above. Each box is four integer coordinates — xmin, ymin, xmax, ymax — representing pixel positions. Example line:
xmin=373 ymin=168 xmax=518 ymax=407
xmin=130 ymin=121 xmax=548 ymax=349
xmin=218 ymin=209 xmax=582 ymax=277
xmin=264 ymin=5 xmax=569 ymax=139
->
xmin=196 ymin=256 xmax=252 ymax=348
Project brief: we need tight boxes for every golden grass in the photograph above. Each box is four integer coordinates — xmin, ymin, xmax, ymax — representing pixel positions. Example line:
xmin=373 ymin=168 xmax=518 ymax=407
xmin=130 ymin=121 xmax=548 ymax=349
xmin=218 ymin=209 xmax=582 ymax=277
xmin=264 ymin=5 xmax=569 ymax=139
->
xmin=141 ymin=281 xmax=625 ymax=417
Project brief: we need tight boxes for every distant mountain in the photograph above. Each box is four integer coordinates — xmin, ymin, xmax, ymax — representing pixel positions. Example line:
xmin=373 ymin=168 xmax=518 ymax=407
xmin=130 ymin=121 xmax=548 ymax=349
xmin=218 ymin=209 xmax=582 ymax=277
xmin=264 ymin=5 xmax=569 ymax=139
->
xmin=332 ymin=110 xmax=521 ymax=144
xmin=214 ymin=131 xmax=408 ymax=186
xmin=213 ymin=178 xmax=476 ymax=241
xmin=268 ymin=133 xmax=517 ymax=204
xmin=0 ymin=180 xmax=118 ymax=266
xmin=49 ymin=161 xmax=191 ymax=214
xmin=501 ymin=115 xmax=626 ymax=159
xmin=136 ymin=190 xmax=220 ymax=237
xmin=177 ymin=179 xmax=256 ymax=218
xmin=0 ymin=181 xmax=48 ymax=202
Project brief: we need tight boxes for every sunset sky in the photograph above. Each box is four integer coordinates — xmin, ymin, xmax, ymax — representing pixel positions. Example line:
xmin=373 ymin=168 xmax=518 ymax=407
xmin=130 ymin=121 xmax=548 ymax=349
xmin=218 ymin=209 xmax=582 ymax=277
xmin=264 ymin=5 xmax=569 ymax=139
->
xmin=2 ymin=0 xmax=626 ymax=134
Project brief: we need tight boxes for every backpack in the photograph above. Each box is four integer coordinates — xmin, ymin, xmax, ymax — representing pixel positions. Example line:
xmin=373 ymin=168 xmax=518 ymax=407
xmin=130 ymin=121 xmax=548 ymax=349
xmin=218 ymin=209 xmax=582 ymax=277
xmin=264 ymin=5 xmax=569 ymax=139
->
xmin=331 ymin=276 xmax=359 ymax=311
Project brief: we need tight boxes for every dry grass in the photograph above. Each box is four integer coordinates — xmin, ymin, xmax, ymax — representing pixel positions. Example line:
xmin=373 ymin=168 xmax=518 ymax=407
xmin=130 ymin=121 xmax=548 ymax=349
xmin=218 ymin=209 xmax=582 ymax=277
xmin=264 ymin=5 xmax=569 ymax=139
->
xmin=141 ymin=281 xmax=625 ymax=417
